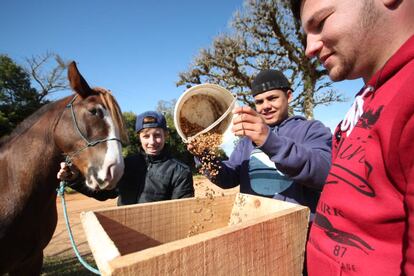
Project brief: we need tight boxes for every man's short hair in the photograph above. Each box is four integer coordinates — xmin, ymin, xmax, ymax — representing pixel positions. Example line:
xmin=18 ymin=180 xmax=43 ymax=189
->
xmin=290 ymin=0 xmax=302 ymax=20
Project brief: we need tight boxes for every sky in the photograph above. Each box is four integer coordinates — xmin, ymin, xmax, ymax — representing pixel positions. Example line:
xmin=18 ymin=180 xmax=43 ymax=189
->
xmin=1 ymin=0 xmax=364 ymax=134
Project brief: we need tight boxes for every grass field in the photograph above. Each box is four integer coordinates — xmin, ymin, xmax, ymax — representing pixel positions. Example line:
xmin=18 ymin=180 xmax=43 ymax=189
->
xmin=41 ymin=255 xmax=97 ymax=276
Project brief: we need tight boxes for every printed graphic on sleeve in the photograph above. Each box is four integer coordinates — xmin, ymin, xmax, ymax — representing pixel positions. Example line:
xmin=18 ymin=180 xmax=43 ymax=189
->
xmin=249 ymin=148 xmax=293 ymax=196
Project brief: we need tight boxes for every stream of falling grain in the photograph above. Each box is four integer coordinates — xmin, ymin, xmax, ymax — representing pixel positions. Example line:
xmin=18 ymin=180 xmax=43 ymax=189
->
xmin=180 ymin=115 xmax=228 ymax=237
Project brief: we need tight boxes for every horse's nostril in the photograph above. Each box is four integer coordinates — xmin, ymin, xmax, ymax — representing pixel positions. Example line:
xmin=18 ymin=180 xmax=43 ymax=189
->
xmin=97 ymin=178 xmax=106 ymax=189
xmin=105 ymin=165 xmax=115 ymax=182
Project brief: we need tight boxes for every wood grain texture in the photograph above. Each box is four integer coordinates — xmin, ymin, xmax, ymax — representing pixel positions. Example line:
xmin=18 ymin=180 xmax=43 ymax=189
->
xmin=81 ymin=193 xmax=310 ymax=276
xmin=80 ymin=211 xmax=120 ymax=275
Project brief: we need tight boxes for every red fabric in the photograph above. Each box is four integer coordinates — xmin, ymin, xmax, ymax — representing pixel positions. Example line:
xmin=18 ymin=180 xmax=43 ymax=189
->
xmin=307 ymin=35 xmax=414 ymax=275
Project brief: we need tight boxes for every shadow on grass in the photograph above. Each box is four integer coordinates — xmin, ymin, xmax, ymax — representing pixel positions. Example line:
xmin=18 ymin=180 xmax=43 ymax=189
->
xmin=41 ymin=255 xmax=98 ymax=276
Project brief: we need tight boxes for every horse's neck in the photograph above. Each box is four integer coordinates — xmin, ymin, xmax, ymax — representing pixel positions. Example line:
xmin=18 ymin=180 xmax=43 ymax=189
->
xmin=0 ymin=107 xmax=62 ymax=220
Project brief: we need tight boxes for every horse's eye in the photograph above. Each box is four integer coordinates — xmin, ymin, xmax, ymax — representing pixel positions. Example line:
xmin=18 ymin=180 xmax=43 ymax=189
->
xmin=89 ymin=108 xmax=104 ymax=118
xmin=89 ymin=108 xmax=97 ymax=115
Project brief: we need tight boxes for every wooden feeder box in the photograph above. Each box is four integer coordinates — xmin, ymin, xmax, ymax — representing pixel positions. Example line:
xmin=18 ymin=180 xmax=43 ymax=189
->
xmin=80 ymin=193 xmax=309 ymax=275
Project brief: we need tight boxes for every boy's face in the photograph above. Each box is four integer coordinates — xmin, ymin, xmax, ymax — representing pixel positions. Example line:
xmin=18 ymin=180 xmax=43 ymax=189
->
xmin=254 ymin=89 xmax=292 ymax=127
xmin=138 ymin=127 xmax=166 ymax=156
xmin=301 ymin=0 xmax=380 ymax=82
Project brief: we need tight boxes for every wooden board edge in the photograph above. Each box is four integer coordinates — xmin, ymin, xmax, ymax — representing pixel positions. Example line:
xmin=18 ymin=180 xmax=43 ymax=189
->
xmin=80 ymin=211 xmax=121 ymax=275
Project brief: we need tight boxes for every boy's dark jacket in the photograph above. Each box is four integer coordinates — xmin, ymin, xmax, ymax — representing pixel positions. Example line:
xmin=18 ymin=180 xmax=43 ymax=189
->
xmin=72 ymin=147 xmax=194 ymax=205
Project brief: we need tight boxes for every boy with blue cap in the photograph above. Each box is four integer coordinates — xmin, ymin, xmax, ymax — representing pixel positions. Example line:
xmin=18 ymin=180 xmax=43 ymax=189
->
xmin=58 ymin=111 xmax=194 ymax=205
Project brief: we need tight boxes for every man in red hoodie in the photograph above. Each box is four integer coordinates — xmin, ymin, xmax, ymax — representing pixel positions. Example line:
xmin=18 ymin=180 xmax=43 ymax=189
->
xmin=290 ymin=0 xmax=414 ymax=275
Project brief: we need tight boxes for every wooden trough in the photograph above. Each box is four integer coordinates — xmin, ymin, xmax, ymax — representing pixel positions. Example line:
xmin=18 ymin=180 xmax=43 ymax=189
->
xmin=80 ymin=193 xmax=309 ymax=275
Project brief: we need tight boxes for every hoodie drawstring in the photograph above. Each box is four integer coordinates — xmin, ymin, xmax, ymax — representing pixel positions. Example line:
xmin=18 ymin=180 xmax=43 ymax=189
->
xmin=340 ymin=86 xmax=374 ymax=136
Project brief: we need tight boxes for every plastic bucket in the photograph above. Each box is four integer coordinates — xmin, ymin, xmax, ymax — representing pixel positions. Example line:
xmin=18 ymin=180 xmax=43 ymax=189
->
xmin=174 ymin=83 xmax=236 ymax=144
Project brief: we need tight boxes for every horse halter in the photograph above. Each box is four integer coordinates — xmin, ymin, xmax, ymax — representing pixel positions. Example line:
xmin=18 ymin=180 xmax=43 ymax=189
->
xmin=64 ymin=94 xmax=122 ymax=165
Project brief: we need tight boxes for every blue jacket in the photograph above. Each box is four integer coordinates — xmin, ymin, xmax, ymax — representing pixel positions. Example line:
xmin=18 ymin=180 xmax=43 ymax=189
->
xmin=209 ymin=116 xmax=332 ymax=215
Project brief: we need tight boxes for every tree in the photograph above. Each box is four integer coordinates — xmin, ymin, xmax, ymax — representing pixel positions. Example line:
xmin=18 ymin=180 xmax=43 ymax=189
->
xmin=0 ymin=53 xmax=69 ymax=137
xmin=177 ymin=0 xmax=346 ymax=119
xmin=0 ymin=55 xmax=42 ymax=135
xmin=25 ymin=52 xmax=68 ymax=103
xmin=122 ymin=111 xmax=140 ymax=157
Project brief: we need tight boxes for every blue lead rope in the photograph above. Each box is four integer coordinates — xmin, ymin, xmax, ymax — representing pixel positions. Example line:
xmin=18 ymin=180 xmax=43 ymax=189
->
xmin=57 ymin=181 xmax=101 ymax=275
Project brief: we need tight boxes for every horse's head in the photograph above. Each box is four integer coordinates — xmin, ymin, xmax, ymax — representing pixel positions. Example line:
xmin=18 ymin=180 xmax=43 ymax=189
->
xmin=54 ymin=62 xmax=129 ymax=190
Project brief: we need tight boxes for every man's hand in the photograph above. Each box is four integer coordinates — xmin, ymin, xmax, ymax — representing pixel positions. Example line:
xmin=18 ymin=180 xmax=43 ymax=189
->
xmin=232 ymin=106 xmax=269 ymax=146
xmin=57 ymin=162 xmax=80 ymax=182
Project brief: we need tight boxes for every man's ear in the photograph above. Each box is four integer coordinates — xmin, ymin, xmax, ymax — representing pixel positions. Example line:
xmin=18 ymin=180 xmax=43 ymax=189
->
xmin=287 ymin=90 xmax=293 ymax=103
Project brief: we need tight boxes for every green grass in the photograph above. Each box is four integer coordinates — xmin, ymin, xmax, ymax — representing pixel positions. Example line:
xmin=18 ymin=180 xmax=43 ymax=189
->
xmin=41 ymin=255 xmax=98 ymax=276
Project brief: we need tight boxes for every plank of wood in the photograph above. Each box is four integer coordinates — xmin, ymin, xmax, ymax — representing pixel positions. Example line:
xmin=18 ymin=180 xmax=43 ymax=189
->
xmin=229 ymin=193 xmax=303 ymax=225
xmin=80 ymin=211 xmax=121 ymax=275
xmin=82 ymin=193 xmax=309 ymax=275
xmin=108 ymin=204 xmax=308 ymax=275
xmin=91 ymin=193 xmax=235 ymax=255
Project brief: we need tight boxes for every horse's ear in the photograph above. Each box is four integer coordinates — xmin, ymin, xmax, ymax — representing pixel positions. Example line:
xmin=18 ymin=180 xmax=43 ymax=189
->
xmin=68 ymin=61 xmax=92 ymax=98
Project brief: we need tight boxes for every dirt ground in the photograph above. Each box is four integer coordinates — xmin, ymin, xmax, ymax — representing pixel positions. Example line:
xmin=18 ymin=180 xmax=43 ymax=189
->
xmin=44 ymin=176 xmax=238 ymax=258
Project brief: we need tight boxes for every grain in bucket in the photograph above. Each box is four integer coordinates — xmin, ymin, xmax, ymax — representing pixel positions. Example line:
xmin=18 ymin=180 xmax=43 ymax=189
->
xmin=174 ymin=84 xmax=237 ymax=177
xmin=173 ymin=83 xmax=236 ymax=145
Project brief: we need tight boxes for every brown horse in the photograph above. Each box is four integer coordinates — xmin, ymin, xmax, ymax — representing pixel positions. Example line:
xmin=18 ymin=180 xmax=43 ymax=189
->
xmin=0 ymin=62 xmax=128 ymax=275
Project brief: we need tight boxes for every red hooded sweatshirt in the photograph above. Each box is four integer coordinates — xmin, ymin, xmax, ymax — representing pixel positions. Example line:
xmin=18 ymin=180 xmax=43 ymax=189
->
xmin=307 ymin=35 xmax=414 ymax=275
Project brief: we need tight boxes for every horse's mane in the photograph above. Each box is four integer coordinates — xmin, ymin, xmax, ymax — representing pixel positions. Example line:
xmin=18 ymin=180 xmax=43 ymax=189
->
xmin=0 ymin=98 xmax=67 ymax=148
xmin=92 ymin=87 xmax=129 ymax=145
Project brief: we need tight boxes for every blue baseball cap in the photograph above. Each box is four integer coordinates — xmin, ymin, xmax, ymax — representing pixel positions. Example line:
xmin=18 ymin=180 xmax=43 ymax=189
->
xmin=135 ymin=111 xmax=167 ymax=133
